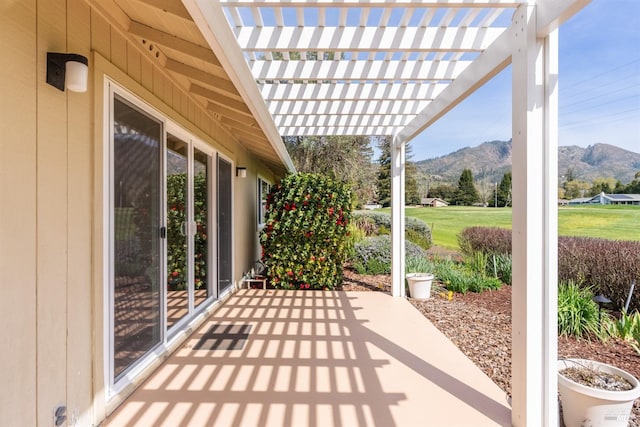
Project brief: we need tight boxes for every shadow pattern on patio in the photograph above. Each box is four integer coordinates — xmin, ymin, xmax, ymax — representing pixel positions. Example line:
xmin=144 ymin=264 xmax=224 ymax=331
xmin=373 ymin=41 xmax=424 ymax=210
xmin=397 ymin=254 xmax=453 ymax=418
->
xmin=105 ymin=290 xmax=511 ymax=427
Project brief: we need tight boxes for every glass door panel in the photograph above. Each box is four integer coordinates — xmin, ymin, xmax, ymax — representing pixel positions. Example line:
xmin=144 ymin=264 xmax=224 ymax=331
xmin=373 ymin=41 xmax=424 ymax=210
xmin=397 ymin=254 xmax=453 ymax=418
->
xmin=166 ymin=134 xmax=190 ymax=330
xmin=112 ymin=95 xmax=162 ymax=380
xmin=217 ymin=156 xmax=233 ymax=294
xmin=194 ymin=148 xmax=211 ymax=308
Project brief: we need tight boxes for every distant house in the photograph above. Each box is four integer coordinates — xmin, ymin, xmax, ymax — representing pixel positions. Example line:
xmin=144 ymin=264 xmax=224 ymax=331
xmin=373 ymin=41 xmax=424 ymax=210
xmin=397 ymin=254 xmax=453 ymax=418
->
xmin=558 ymin=199 xmax=569 ymax=206
xmin=363 ymin=203 xmax=382 ymax=210
xmin=568 ymin=197 xmax=592 ymax=205
xmin=421 ymin=197 xmax=449 ymax=207
xmin=587 ymin=192 xmax=640 ymax=206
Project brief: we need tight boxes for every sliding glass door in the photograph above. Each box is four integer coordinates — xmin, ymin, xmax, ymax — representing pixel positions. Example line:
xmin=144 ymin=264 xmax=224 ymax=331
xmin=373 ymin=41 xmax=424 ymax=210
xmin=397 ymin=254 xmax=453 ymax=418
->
xmin=217 ymin=156 xmax=233 ymax=294
xmin=112 ymin=95 xmax=163 ymax=380
xmin=166 ymin=134 xmax=190 ymax=331
xmin=108 ymin=83 xmax=227 ymax=393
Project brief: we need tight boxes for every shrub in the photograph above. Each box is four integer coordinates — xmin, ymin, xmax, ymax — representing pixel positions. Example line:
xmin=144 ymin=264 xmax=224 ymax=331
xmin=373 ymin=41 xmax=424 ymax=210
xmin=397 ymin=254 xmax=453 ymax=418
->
xmin=603 ymin=310 xmax=640 ymax=342
xmin=406 ymin=255 xmax=436 ymax=274
xmin=352 ymin=210 xmax=432 ymax=250
xmin=433 ymin=257 xmax=501 ymax=294
xmin=558 ymin=237 xmax=640 ymax=312
xmin=458 ymin=226 xmax=511 ymax=256
xmin=557 ymin=281 xmax=601 ymax=339
xmin=465 ymin=251 xmax=488 ymax=276
xmin=458 ymin=227 xmax=640 ymax=311
xmin=487 ymin=253 xmax=512 ymax=285
xmin=352 ymin=215 xmax=377 ymax=236
xmin=351 ymin=235 xmax=426 ymax=275
xmin=260 ymin=173 xmax=352 ymax=290
xmin=166 ymin=172 xmax=208 ymax=291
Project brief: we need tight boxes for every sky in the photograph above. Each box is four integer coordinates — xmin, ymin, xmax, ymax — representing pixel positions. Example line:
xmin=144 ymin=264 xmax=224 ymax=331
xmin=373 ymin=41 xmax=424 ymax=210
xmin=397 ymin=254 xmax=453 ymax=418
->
xmin=408 ymin=0 xmax=640 ymax=161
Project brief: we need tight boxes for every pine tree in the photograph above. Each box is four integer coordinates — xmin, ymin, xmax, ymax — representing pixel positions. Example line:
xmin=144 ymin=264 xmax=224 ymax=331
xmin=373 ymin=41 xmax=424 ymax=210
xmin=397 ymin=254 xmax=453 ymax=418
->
xmin=455 ymin=168 xmax=479 ymax=205
xmin=375 ymin=136 xmax=420 ymax=206
xmin=497 ymin=172 xmax=512 ymax=207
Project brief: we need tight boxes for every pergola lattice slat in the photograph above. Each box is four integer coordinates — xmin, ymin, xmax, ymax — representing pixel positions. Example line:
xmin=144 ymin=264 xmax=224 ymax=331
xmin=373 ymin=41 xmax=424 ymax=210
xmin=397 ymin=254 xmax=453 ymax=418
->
xmin=234 ymin=27 xmax=504 ymax=52
xmin=259 ymin=83 xmax=448 ymax=101
xmin=249 ymin=59 xmax=471 ymax=81
xmin=218 ymin=0 xmax=517 ymax=136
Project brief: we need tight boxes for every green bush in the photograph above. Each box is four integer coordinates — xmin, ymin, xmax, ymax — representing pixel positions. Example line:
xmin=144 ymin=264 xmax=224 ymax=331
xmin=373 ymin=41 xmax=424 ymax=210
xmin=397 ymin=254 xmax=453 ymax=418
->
xmin=433 ymin=257 xmax=501 ymax=294
xmin=458 ymin=227 xmax=640 ymax=311
xmin=351 ymin=235 xmax=426 ymax=275
xmin=558 ymin=281 xmax=601 ymax=339
xmin=352 ymin=210 xmax=432 ymax=250
xmin=260 ymin=173 xmax=352 ymax=290
xmin=558 ymin=237 xmax=640 ymax=312
xmin=487 ymin=253 xmax=512 ymax=285
xmin=458 ymin=226 xmax=511 ymax=256
xmin=406 ymin=255 xmax=436 ymax=274
xmin=603 ymin=310 xmax=640 ymax=354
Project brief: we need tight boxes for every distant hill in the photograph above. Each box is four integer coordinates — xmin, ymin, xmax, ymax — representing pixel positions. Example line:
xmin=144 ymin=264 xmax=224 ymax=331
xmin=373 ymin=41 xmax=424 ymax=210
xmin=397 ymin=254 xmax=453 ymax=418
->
xmin=414 ymin=140 xmax=640 ymax=185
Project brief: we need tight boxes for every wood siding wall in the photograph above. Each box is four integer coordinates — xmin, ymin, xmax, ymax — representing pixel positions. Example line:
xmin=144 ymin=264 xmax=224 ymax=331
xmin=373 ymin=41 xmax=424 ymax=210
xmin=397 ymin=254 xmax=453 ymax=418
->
xmin=0 ymin=0 xmax=266 ymax=425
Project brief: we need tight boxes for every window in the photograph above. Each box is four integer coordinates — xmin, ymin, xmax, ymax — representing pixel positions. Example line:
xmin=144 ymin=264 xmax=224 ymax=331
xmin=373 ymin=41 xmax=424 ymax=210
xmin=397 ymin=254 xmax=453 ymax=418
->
xmin=258 ymin=178 xmax=271 ymax=227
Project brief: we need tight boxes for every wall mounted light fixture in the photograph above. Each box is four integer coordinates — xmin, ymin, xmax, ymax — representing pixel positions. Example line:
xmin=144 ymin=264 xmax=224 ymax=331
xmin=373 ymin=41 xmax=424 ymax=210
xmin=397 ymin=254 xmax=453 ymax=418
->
xmin=236 ymin=167 xmax=247 ymax=178
xmin=46 ymin=52 xmax=89 ymax=92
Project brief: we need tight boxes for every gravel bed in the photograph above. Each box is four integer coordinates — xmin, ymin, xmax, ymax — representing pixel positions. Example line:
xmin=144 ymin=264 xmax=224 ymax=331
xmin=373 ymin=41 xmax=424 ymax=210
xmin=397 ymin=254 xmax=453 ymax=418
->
xmin=340 ymin=266 xmax=640 ymax=426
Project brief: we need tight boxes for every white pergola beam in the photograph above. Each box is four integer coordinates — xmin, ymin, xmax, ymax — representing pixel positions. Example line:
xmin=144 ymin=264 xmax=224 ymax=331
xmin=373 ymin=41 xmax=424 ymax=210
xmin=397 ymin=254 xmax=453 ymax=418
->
xmin=274 ymin=114 xmax=411 ymax=128
xmin=222 ymin=0 xmax=522 ymax=7
xmin=391 ymin=136 xmax=406 ymax=298
xmin=234 ymin=27 xmax=504 ymax=52
xmin=536 ymin=0 xmax=591 ymax=36
xmin=260 ymin=83 xmax=448 ymax=102
xmin=279 ymin=125 xmax=400 ymax=136
xmin=181 ymin=0 xmax=295 ymax=171
xmin=268 ymin=99 xmax=429 ymax=116
xmin=396 ymin=22 xmax=512 ymax=144
xmin=510 ymin=4 xmax=560 ymax=426
xmin=250 ymin=59 xmax=470 ymax=81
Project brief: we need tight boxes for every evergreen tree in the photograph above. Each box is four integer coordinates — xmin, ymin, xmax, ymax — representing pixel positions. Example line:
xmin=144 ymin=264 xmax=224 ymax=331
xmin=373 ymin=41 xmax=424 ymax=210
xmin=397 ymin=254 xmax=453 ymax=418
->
xmin=375 ymin=136 xmax=420 ymax=206
xmin=497 ymin=172 xmax=512 ymax=207
xmin=455 ymin=168 xmax=479 ymax=205
xmin=376 ymin=137 xmax=392 ymax=206
xmin=283 ymin=135 xmax=376 ymax=207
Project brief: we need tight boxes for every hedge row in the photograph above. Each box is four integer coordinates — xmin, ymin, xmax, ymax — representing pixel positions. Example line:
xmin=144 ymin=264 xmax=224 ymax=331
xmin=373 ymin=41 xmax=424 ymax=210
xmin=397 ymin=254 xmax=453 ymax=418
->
xmin=558 ymin=237 xmax=640 ymax=312
xmin=458 ymin=227 xmax=640 ymax=311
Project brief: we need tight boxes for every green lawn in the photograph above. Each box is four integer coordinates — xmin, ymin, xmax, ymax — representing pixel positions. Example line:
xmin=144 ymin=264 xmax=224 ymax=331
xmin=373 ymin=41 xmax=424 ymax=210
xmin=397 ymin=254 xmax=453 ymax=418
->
xmin=380 ymin=205 xmax=640 ymax=250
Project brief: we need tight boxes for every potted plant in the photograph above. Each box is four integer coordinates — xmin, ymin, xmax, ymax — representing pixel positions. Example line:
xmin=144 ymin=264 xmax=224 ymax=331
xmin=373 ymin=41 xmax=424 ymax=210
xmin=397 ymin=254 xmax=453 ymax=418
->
xmin=405 ymin=256 xmax=435 ymax=300
xmin=406 ymin=273 xmax=434 ymax=299
xmin=557 ymin=358 xmax=640 ymax=427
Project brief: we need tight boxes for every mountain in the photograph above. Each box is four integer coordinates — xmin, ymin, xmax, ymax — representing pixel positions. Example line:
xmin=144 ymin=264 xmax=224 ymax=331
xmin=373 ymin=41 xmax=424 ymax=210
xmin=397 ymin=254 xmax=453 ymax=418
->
xmin=414 ymin=140 xmax=640 ymax=185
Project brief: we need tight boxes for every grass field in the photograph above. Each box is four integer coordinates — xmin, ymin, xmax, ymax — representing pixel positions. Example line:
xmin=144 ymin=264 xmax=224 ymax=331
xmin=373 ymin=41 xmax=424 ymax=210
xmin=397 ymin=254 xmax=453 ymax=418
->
xmin=380 ymin=205 xmax=640 ymax=249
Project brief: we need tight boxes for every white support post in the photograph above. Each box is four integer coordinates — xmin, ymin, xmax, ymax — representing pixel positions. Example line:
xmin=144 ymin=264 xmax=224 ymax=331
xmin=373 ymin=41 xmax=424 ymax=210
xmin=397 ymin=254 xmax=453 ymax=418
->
xmin=511 ymin=4 xmax=559 ymax=427
xmin=391 ymin=135 xmax=406 ymax=298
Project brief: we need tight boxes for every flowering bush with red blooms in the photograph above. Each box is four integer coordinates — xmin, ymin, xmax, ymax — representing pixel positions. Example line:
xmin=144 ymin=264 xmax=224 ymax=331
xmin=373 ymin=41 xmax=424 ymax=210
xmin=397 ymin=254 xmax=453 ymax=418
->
xmin=260 ymin=173 xmax=352 ymax=290
xmin=166 ymin=173 xmax=208 ymax=291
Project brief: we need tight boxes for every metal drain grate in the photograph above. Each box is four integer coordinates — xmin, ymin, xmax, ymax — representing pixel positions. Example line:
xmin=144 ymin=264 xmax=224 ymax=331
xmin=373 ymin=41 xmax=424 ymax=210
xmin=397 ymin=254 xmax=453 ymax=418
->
xmin=194 ymin=324 xmax=252 ymax=351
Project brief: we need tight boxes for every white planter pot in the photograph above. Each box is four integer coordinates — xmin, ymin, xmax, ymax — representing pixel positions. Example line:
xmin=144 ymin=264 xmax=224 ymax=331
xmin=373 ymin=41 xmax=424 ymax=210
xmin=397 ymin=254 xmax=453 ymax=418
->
xmin=558 ymin=358 xmax=640 ymax=427
xmin=406 ymin=273 xmax=434 ymax=300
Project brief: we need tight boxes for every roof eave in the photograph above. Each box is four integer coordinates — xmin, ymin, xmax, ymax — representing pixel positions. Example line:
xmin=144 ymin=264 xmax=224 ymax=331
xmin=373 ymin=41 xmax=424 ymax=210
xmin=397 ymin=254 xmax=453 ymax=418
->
xmin=181 ymin=0 xmax=296 ymax=173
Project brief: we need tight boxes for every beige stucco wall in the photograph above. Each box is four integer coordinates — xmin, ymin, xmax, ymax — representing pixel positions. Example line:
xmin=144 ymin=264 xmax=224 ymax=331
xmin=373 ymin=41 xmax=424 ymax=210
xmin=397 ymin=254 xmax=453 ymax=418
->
xmin=0 ymin=1 xmax=282 ymax=425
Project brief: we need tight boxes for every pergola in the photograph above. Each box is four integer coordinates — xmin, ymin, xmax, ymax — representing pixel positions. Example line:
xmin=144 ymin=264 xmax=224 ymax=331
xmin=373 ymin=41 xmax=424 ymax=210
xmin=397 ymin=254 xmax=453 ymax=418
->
xmin=182 ymin=0 xmax=590 ymax=425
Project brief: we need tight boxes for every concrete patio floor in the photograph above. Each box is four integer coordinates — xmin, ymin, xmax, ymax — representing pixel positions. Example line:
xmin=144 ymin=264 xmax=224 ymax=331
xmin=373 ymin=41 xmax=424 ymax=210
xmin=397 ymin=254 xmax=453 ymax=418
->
xmin=104 ymin=290 xmax=511 ymax=426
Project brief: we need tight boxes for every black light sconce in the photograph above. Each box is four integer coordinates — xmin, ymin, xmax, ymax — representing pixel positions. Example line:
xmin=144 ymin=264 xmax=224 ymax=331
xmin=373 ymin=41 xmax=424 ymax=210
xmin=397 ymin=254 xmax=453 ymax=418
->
xmin=46 ymin=52 xmax=89 ymax=92
xmin=236 ymin=167 xmax=247 ymax=178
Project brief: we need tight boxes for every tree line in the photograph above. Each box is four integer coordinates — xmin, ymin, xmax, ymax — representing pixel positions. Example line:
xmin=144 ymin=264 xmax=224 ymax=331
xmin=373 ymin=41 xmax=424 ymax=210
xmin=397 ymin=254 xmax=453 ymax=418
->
xmin=283 ymin=135 xmax=639 ymax=207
